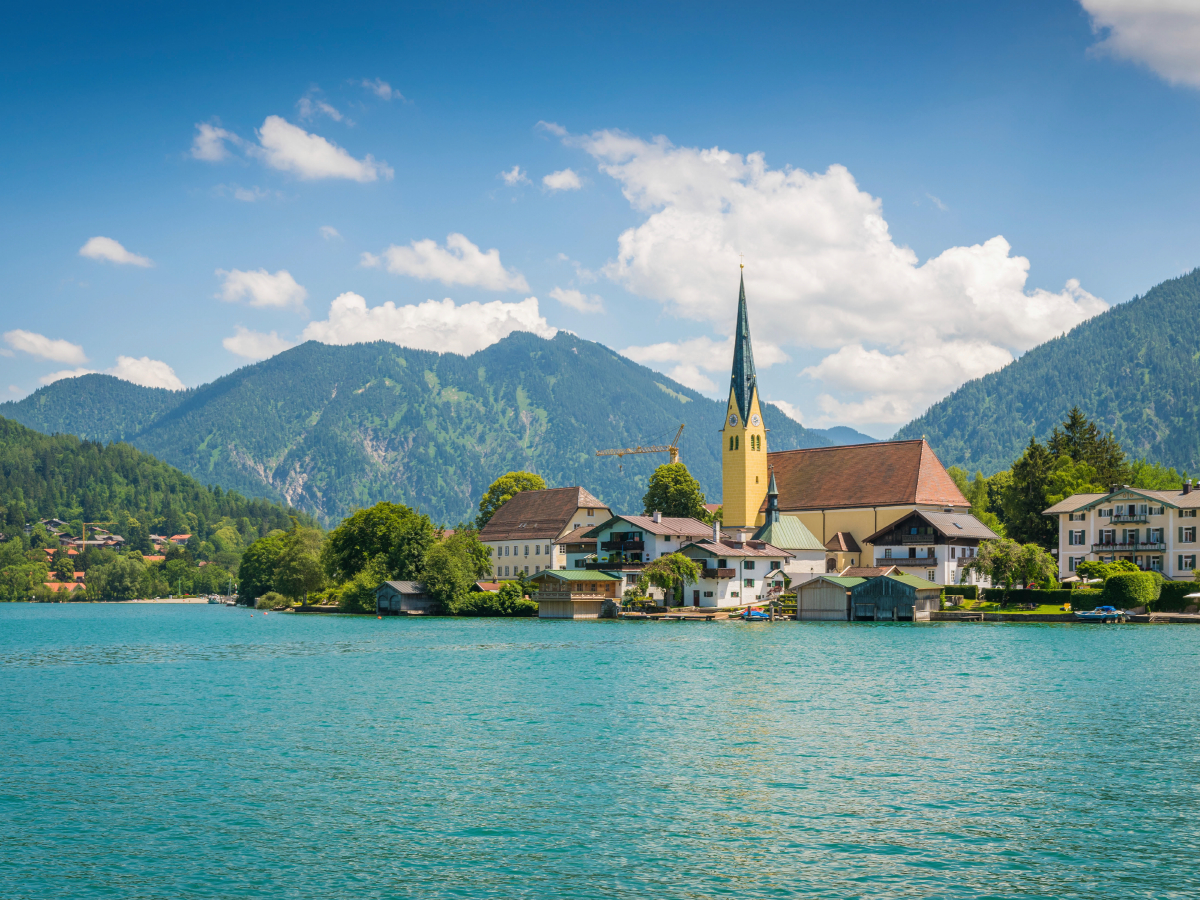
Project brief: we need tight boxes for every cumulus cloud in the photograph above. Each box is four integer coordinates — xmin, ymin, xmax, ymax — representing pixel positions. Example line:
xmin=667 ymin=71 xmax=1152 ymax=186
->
xmin=767 ymin=399 xmax=805 ymax=425
xmin=621 ymin=335 xmax=789 ymax=395
xmin=4 ymin=330 xmax=87 ymax=364
xmin=361 ymin=233 xmax=529 ymax=292
xmin=216 ymin=268 xmax=308 ymax=311
xmin=223 ymin=326 xmax=295 ymax=360
xmin=190 ymin=122 xmax=242 ymax=161
xmin=362 ymin=78 xmax=404 ymax=100
xmin=108 ymin=356 xmax=185 ymax=390
xmin=39 ymin=357 xmax=184 ymax=390
xmin=253 ymin=116 xmax=392 ymax=182
xmin=320 ymin=225 xmax=341 ymax=240
xmin=79 ymin=236 xmax=152 ymax=267
xmin=549 ymin=286 xmax=604 ymax=313
xmin=301 ymin=292 xmax=556 ymax=356
xmin=556 ymin=127 xmax=1106 ymax=426
xmin=1081 ymin=0 xmax=1200 ymax=88
xmin=543 ymin=168 xmax=582 ymax=191
xmin=499 ymin=165 xmax=530 ymax=186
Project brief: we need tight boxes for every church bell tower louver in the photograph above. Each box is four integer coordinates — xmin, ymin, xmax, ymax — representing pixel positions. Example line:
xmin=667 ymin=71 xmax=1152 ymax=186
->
xmin=720 ymin=269 xmax=768 ymax=528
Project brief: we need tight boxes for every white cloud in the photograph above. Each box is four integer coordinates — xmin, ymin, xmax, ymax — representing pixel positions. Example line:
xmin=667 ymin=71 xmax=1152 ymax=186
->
xmin=362 ymin=78 xmax=404 ymax=100
xmin=301 ymin=292 xmax=556 ymax=356
xmin=621 ymin=335 xmax=789 ymax=395
xmin=223 ymin=326 xmax=295 ymax=360
xmin=216 ymin=268 xmax=308 ymax=311
xmin=79 ymin=236 xmax=152 ymax=267
xmin=252 ymin=116 xmax=392 ymax=182
xmin=38 ymin=357 xmax=184 ymax=390
xmin=557 ymin=127 xmax=1106 ymax=428
xmin=767 ymin=399 xmax=805 ymax=425
xmin=499 ymin=165 xmax=530 ymax=186
xmin=1081 ymin=0 xmax=1200 ymax=88
xmin=320 ymin=225 xmax=342 ymax=240
xmin=297 ymin=92 xmax=344 ymax=122
xmin=4 ymin=330 xmax=87 ymax=364
xmin=361 ymin=233 xmax=529 ymax=292
xmin=108 ymin=356 xmax=185 ymax=390
xmin=213 ymin=184 xmax=273 ymax=202
xmin=40 ymin=368 xmax=95 ymax=385
xmin=926 ymin=192 xmax=948 ymax=211
xmin=543 ymin=168 xmax=582 ymax=191
xmin=549 ymin=286 xmax=604 ymax=313
xmin=537 ymin=120 xmax=568 ymax=137
xmin=190 ymin=122 xmax=242 ymax=161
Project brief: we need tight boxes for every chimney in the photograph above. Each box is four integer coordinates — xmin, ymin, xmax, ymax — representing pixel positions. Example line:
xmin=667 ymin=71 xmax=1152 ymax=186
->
xmin=1185 ymin=481 xmax=1192 ymax=496
xmin=652 ymin=510 xmax=662 ymax=524
xmin=712 ymin=520 xmax=721 ymax=542
xmin=944 ymin=507 xmax=953 ymax=514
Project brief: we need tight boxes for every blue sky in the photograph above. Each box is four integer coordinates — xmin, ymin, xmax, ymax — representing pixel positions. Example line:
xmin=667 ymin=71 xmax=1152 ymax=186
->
xmin=3 ymin=0 xmax=1200 ymax=436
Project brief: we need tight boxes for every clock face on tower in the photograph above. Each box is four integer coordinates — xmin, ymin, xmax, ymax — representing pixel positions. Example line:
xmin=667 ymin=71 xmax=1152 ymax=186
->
xmin=751 ymin=414 xmax=761 ymax=427
xmin=728 ymin=414 xmax=738 ymax=427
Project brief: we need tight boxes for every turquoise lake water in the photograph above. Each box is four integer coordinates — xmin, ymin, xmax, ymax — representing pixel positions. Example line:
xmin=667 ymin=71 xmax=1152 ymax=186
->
xmin=2 ymin=605 xmax=1198 ymax=899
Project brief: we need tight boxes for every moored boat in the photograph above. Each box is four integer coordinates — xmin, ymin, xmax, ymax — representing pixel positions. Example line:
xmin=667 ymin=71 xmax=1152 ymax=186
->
xmin=1074 ymin=605 xmax=1125 ymax=623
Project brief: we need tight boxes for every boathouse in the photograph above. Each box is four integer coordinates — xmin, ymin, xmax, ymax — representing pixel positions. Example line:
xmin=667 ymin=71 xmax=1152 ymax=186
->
xmin=794 ymin=575 xmax=865 ymax=620
xmin=849 ymin=573 xmax=941 ymax=621
xmin=376 ymin=581 xmax=436 ymax=615
xmin=531 ymin=570 xmax=621 ymax=619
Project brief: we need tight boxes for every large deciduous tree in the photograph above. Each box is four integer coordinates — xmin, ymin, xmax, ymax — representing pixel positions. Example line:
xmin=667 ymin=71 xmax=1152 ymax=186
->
xmin=321 ymin=502 xmax=434 ymax=583
xmin=637 ymin=552 xmax=702 ymax=607
xmin=476 ymin=472 xmax=547 ymax=529
xmin=641 ymin=463 xmax=708 ymax=520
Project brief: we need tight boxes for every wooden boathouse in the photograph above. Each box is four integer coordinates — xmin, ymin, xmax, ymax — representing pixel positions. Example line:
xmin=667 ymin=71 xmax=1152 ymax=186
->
xmin=531 ymin=570 xmax=620 ymax=619
xmin=794 ymin=575 xmax=865 ymax=621
xmin=376 ymin=581 xmax=436 ymax=615
xmin=849 ymin=573 xmax=941 ymax=621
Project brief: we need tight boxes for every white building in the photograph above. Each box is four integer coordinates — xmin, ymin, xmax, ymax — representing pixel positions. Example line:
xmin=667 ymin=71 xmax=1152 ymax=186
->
xmin=861 ymin=508 xmax=999 ymax=586
xmin=478 ymin=486 xmax=611 ymax=578
xmin=1044 ymin=483 xmax=1200 ymax=580
xmin=586 ymin=512 xmax=714 ymax=565
xmin=679 ymin=526 xmax=791 ymax=608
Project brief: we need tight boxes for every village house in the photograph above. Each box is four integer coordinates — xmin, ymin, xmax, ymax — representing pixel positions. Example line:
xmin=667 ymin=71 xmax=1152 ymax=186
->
xmin=376 ymin=581 xmax=435 ymax=615
xmin=1044 ymin=482 xmax=1200 ymax=581
xmin=862 ymin=508 xmax=998 ymax=586
xmin=531 ymin=569 xmax=621 ymax=619
xmin=583 ymin=511 xmax=713 ymax=596
xmin=478 ymin=486 xmax=612 ymax=579
xmin=678 ymin=522 xmax=791 ymax=608
xmin=553 ymin=525 xmax=599 ymax=570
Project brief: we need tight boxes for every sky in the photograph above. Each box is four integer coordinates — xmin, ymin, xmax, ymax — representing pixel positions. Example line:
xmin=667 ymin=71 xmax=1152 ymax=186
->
xmin=3 ymin=0 xmax=1200 ymax=437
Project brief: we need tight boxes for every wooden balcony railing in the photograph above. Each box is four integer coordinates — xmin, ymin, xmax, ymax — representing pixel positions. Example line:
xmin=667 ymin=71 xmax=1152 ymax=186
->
xmin=701 ymin=568 xmax=736 ymax=579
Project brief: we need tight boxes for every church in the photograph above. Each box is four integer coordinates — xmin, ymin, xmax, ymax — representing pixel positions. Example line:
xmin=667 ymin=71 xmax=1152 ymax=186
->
xmin=719 ymin=270 xmax=994 ymax=586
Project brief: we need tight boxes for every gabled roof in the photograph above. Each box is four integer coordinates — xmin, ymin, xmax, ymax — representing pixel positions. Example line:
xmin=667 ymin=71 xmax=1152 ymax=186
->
xmin=1042 ymin=485 xmax=1200 ymax=515
xmin=753 ymin=514 xmax=824 ymax=551
xmin=681 ymin=538 xmax=790 ymax=558
xmin=824 ymin=531 xmax=861 ymax=553
xmin=840 ymin=565 xmax=900 ymax=578
xmin=473 ymin=581 xmax=502 ymax=592
xmin=554 ymin=525 xmax=598 ymax=545
xmin=864 ymin=509 xmax=998 ymax=544
xmin=765 ymin=439 xmax=968 ymax=511
xmin=583 ymin=514 xmax=712 ymax=538
xmin=380 ymin=580 xmax=426 ymax=595
xmin=530 ymin=569 xmax=620 ymax=582
xmin=799 ymin=575 xmax=866 ymax=588
xmin=479 ymin=487 xmax=609 ymax=542
xmin=884 ymin=572 xmax=941 ymax=590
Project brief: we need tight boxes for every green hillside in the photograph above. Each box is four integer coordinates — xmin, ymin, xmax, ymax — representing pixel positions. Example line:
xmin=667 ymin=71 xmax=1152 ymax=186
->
xmin=895 ymin=268 xmax=1200 ymax=475
xmin=0 ymin=415 xmax=306 ymax=539
xmin=1 ymin=332 xmax=829 ymax=524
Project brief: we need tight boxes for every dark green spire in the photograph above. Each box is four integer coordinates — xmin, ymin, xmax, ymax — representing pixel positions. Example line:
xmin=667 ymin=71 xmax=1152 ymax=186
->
xmin=764 ymin=467 xmax=779 ymax=525
xmin=730 ymin=270 xmax=757 ymax=421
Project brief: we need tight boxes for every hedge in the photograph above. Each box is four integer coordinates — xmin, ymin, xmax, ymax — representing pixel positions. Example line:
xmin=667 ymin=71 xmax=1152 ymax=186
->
xmin=1101 ymin=573 xmax=1161 ymax=609
xmin=451 ymin=591 xmax=538 ymax=617
xmin=981 ymin=588 xmax=1076 ymax=606
xmin=943 ymin=585 xmax=978 ymax=601
xmin=1153 ymin=581 xmax=1200 ymax=612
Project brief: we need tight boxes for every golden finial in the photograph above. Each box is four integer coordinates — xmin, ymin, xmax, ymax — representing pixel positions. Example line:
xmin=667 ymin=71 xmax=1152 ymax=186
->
xmin=739 ymin=253 xmax=744 ymax=269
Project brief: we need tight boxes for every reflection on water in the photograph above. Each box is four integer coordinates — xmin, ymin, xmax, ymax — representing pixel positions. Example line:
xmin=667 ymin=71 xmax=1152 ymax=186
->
xmin=0 ymin=604 xmax=1197 ymax=899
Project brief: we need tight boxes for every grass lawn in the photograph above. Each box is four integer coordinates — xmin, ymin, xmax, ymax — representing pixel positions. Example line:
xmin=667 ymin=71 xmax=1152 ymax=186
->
xmin=946 ymin=601 xmax=1075 ymax=615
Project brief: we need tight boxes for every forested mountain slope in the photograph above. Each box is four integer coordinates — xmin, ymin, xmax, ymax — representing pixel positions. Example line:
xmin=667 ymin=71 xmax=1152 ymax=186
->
xmin=1 ymin=332 xmax=829 ymax=524
xmin=894 ymin=268 xmax=1200 ymax=475
xmin=0 ymin=415 xmax=305 ymax=538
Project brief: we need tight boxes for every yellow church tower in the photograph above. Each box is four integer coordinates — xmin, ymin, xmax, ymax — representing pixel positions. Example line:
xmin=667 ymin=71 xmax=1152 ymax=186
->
xmin=720 ymin=269 xmax=769 ymax=528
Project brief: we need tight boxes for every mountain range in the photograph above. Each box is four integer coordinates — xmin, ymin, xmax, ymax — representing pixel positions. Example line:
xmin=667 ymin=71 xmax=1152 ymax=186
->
xmin=1 ymin=332 xmax=869 ymax=525
xmin=895 ymin=268 xmax=1200 ymax=475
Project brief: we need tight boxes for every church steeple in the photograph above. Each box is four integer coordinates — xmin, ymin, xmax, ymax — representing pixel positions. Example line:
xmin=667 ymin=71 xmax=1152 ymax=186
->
xmin=763 ymin=468 xmax=780 ymax=526
xmin=730 ymin=270 xmax=757 ymax=422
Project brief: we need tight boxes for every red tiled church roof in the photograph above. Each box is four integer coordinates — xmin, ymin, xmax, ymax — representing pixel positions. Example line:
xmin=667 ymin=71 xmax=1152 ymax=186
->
xmin=765 ymin=440 xmax=967 ymax=512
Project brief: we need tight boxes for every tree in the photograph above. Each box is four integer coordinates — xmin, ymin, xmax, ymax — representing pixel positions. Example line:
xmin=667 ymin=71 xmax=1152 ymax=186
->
xmin=476 ymin=472 xmax=547 ymax=529
xmin=339 ymin=556 xmax=388 ymax=614
xmin=421 ymin=542 xmax=474 ymax=613
xmin=53 ymin=554 xmax=74 ymax=583
xmin=85 ymin=556 xmax=146 ymax=601
xmin=642 ymin=463 xmax=707 ymax=519
xmin=1001 ymin=439 xmax=1058 ymax=547
xmin=1076 ymin=559 xmax=1138 ymax=582
xmin=273 ymin=524 xmax=326 ymax=603
xmin=1048 ymin=407 xmax=1129 ymax=487
xmin=1044 ymin=456 xmax=1106 ymax=508
xmin=964 ymin=539 xmax=1057 ymax=602
xmin=442 ymin=529 xmax=491 ymax=580
xmin=637 ymin=552 xmax=702 ymax=607
xmin=238 ymin=531 xmax=288 ymax=605
xmin=1014 ymin=542 xmax=1058 ymax=589
xmin=322 ymin=502 xmax=434 ymax=583
xmin=947 ymin=467 xmax=1005 ymax=538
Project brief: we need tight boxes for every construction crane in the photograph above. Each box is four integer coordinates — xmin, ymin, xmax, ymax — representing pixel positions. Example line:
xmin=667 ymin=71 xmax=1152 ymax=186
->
xmin=596 ymin=424 xmax=685 ymax=466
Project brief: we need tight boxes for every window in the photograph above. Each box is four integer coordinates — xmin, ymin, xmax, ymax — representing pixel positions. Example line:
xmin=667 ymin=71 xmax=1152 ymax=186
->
xmin=1068 ymin=556 xmax=1078 ymax=572
xmin=1099 ymin=508 xmax=1113 ymax=517
xmin=1180 ymin=527 xmax=1196 ymax=543
xmin=1099 ymin=529 xmax=1115 ymax=544
xmin=703 ymin=590 xmax=713 ymax=598
xmin=575 ymin=559 xmax=584 ymax=568
xmin=535 ymin=565 xmax=540 ymax=573
xmin=1183 ymin=510 xmax=1197 ymax=518
xmin=744 ymin=579 xmax=755 ymax=588
xmin=1124 ymin=529 xmax=1139 ymax=544
xmin=1180 ymin=555 xmax=1197 ymax=571
xmin=1149 ymin=528 xmax=1164 ymax=543
xmin=1068 ymin=512 xmax=1086 ymax=521
xmin=534 ymin=544 xmax=540 ymax=556
xmin=524 ymin=545 xmax=529 ymax=556
xmin=1151 ymin=507 xmax=1165 ymax=516
xmin=587 ymin=509 xmax=594 ymax=517
xmin=927 ymin=570 xmax=936 ymax=582
xmin=545 ymin=544 xmax=550 ymax=555
xmin=524 ymin=565 xmax=529 ymax=574
xmin=717 ymin=559 xmax=727 ymax=568
xmin=884 ymin=548 xmax=893 ymax=558
xmin=744 ymin=561 xmax=755 ymax=570
xmin=504 ymin=566 xmax=509 ymax=576
xmin=730 ymin=591 xmax=739 ymax=598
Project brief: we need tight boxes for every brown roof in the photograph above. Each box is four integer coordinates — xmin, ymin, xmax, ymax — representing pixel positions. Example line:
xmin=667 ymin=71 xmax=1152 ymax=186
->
xmin=840 ymin=565 xmax=900 ymax=578
xmin=765 ymin=440 xmax=967 ymax=512
xmin=555 ymin=525 xmax=598 ymax=545
xmin=864 ymin=510 xmax=998 ymax=544
xmin=824 ymin=531 xmax=861 ymax=553
xmin=585 ymin=514 xmax=712 ymax=538
xmin=1042 ymin=486 xmax=1200 ymax=515
xmin=479 ymin=486 xmax=608 ymax=542
xmin=682 ymin=538 xmax=791 ymax=558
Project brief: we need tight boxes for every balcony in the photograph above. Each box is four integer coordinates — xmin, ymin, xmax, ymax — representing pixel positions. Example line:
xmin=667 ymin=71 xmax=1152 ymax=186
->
xmin=900 ymin=534 xmax=937 ymax=545
xmin=600 ymin=539 xmax=644 ymax=552
xmin=1110 ymin=515 xmax=1148 ymax=524
xmin=701 ymin=568 xmax=736 ymax=579
xmin=877 ymin=557 xmax=941 ymax=567
xmin=1089 ymin=542 xmax=1166 ymax=553
xmin=586 ymin=561 xmax=644 ymax=570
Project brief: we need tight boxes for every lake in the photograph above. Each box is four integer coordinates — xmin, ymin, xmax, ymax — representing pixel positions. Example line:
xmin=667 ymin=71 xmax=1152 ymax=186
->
xmin=1 ymin=604 xmax=1197 ymax=899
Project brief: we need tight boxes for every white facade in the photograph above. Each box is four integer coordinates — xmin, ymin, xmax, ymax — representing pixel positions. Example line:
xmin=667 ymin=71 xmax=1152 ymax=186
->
xmin=1048 ymin=487 xmax=1198 ymax=580
xmin=482 ymin=499 xmax=611 ymax=579
xmin=871 ymin=543 xmax=982 ymax=586
xmin=680 ymin=540 xmax=791 ymax=609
